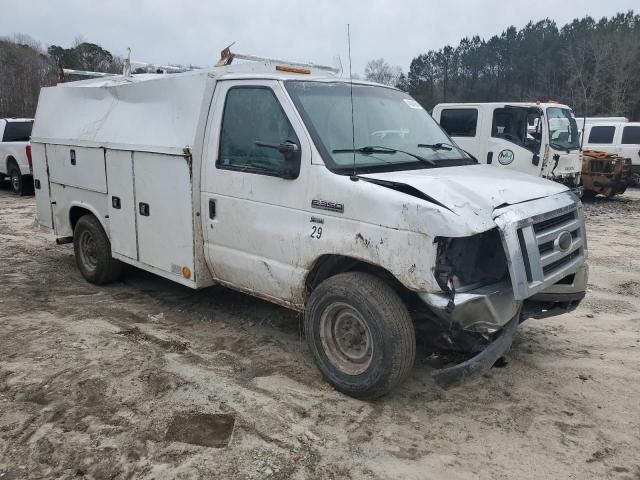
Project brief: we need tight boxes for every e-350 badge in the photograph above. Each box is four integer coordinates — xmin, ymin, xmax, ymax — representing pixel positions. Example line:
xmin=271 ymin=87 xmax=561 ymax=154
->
xmin=311 ymin=199 xmax=344 ymax=213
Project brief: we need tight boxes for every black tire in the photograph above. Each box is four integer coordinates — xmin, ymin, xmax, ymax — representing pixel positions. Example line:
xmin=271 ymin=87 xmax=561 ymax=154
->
xmin=304 ymin=272 xmax=416 ymax=399
xmin=73 ymin=215 xmax=123 ymax=285
xmin=8 ymin=164 xmax=31 ymax=196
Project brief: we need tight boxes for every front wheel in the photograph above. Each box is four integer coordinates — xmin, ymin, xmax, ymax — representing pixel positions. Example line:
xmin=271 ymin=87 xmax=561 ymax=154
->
xmin=304 ymin=272 xmax=416 ymax=399
xmin=73 ymin=215 xmax=123 ymax=285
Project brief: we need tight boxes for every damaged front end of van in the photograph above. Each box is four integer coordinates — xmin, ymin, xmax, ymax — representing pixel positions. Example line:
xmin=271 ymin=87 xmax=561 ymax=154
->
xmin=420 ymin=191 xmax=588 ymax=387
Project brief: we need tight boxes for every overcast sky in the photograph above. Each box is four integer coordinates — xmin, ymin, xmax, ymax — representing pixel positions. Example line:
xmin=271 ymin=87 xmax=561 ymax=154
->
xmin=1 ymin=0 xmax=638 ymax=75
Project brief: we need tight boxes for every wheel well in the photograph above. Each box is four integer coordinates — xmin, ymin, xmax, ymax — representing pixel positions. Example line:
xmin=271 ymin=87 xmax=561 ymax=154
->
xmin=305 ymin=255 xmax=416 ymax=303
xmin=69 ymin=206 xmax=94 ymax=232
xmin=6 ymin=156 xmax=17 ymax=171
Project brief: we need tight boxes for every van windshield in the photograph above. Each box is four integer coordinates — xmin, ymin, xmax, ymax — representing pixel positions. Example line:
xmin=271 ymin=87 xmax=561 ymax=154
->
xmin=285 ymin=81 xmax=473 ymax=174
xmin=547 ymin=107 xmax=580 ymax=151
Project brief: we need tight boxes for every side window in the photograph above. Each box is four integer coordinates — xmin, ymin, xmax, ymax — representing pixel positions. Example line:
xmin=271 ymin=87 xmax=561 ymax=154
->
xmin=218 ymin=87 xmax=300 ymax=177
xmin=621 ymin=126 xmax=640 ymax=145
xmin=440 ymin=109 xmax=478 ymax=137
xmin=588 ymin=126 xmax=615 ymax=144
xmin=2 ymin=121 xmax=33 ymax=142
xmin=492 ymin=108 xmax=539 ymax=153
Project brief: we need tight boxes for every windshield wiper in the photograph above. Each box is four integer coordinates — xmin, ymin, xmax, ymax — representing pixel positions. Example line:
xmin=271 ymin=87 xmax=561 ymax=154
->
xmin=332 ymin=145 xmax=437 ymax=166
xmin=417 ymin=142 xmax=454 ymax=151
xmin=333 ymin=146 xmax=397 ymax=154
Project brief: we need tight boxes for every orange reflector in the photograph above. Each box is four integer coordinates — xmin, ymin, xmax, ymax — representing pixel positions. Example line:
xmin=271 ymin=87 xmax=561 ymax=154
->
xmin=276 ymin=65 xmax=311 ymax=74
xmin=182 ymin=266 xmax=191 ymax=279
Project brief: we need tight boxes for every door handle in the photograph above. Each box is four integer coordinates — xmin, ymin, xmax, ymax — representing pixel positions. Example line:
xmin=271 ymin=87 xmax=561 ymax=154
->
xmin=112 ymin=196 xmax=121 ymax=209
xmin=139 ymin=202 xmax=150 ymax=216
xmin=209 ymin=199 xmax=216 ymax=219
xmin=487 ymin=152 xmax=493 ymax=164
xmin=70 ymin=149 xmax=76 ymax=166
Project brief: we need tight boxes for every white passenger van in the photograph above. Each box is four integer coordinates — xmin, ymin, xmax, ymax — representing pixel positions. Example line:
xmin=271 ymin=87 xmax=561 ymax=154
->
xmin=432 ymin=103 xmax=582 ymax=191
xmin=31 ymin=51 xmax=588 ymax=398
xmin=583 ymin=122 xmax=640 ymax=183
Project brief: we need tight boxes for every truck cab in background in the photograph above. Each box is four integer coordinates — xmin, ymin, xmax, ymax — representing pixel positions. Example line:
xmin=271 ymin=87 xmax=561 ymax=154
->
xmin=0 ymin=118 xmax=34 ymax=195
xmin=432 ymin=103 xmax=582 ymax=192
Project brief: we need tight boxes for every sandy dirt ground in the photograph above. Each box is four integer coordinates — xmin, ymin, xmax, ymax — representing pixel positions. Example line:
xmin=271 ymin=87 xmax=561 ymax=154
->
xmin=0 ymin=183 xmax=639 ymax=480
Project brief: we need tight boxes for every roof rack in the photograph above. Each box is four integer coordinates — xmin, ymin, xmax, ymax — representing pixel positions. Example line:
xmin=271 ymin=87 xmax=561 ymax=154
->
xmin=215 ymin=45 xmax=341 ymax=75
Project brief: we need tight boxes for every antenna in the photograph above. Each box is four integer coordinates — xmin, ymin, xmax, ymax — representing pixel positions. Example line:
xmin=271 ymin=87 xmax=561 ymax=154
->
xmin=348 ymin=24 xmax=357 ymax=180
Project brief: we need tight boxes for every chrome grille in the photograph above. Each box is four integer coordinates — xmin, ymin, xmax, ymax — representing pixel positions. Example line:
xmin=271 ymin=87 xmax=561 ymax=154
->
xmin=493 ymin=192 xmax=587 ymax=300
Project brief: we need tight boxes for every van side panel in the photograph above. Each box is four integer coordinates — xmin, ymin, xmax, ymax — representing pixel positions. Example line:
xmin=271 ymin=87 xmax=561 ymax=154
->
xmin=106 ymin=150 xmax=138 ymax=260
xmin=48 ymin=145 xmax=107 ymax=194
xmin=32 ymin=143 xmax=53 ymax=230
xmin=133 ymin=152 xmax=195 ymax=281
xmin=50 ymin=183 xmax=108 ymax=237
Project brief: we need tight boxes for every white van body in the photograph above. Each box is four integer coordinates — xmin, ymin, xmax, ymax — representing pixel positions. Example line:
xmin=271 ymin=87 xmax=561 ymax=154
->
xmin=432 ymin=103 xmax=582 ymax=191
xmin=31 ymin=59 xmax=588 ymax=397
xmin=582 ymin=122 xmax=640 ymax=175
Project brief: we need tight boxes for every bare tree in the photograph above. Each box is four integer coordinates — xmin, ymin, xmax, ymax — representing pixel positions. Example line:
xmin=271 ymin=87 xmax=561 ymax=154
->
xmin=364 ymin=58 xmax=402 ymax=86
xmin=0 ymin=36 xmax=56 ymax=117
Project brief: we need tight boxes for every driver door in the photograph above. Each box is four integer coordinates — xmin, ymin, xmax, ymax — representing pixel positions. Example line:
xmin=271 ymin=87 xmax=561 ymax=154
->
xmin=486 ymin=107 xmax=543 ymax=177
xmin=201 ymin=80 xmax=312 ymax=304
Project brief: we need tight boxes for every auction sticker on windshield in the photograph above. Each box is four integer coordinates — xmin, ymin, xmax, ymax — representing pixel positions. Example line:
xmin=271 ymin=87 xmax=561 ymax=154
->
xmin=498 ymin=149 xmax=514 ymax=165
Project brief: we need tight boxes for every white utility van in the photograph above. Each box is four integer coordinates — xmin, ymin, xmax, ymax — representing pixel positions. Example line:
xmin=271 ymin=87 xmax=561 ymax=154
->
xmin=432 ymin=103 xmax=582 ymax=191
xmin=583 ymin=122 xmax=640 ymax=183
xmin=31 ymin=52 xmax=588 ymax=398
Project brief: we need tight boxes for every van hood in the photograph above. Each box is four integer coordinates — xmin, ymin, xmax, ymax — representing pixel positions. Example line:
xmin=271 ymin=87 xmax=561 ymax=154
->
xmin=360 ymin=164 xmax=568 ymax=215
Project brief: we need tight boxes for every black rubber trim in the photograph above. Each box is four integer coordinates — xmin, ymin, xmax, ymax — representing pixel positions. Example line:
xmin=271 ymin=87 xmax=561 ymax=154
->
xmin=432 ymin=309 xmax=520 ymax=389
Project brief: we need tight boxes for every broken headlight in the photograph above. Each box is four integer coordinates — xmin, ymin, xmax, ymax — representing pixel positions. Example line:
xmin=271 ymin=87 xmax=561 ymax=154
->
xmin=434 ymin=229 xmax=508 ymax=294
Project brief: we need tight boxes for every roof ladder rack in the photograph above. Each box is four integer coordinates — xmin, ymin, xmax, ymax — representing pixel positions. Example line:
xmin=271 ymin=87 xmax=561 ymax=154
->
xmin=215 ymin=45 xmax=341 ymax=75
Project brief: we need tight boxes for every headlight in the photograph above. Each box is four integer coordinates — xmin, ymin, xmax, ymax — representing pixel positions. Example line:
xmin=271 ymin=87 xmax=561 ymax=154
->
xmin=434 ymin=229 xmax=508 ymax=293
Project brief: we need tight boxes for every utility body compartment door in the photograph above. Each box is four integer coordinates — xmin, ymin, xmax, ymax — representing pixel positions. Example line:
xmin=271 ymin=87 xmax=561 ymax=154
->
xmin=32 ymin=143 xmax=53 ymax=229
xmin=106 ymin=150 xmax=138 ymax=260
xmin=133 ymin=152 xmax=195 ymax=281
xmin=47 ymin=145 xmax=107 ymax=193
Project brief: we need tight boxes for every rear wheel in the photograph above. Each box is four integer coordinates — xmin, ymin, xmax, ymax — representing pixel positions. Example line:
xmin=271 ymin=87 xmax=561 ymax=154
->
xmin=73 ymin=215 xmax=123 ymax=285
xmin=9 ymin=165 xmax=23 ymax=195
xmin=304 ymin=272 xmax=416 ymax=399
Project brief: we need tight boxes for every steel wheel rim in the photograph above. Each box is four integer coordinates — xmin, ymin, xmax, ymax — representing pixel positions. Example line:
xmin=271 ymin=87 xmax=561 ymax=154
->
xmin=319 ymin=302 xmax=373 ymax=376
xmin=11 ymin=173 xmax=19 ymax=192
xmin=79 ymin=230 xmax=98 ymax=271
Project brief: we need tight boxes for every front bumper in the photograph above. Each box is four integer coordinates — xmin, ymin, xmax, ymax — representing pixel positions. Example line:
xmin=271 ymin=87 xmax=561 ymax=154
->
xmin=432 ymin=311 xmax=520 ymax=388
xmin=423 ymin=261 xmax=588 ymax=389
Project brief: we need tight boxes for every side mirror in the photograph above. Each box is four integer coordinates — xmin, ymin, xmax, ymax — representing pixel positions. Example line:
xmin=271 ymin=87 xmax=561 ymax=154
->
xmin=255 ymin=140 xmax=301 ymax=179
xmin=532 ymin=154 xmax=540 ymax=166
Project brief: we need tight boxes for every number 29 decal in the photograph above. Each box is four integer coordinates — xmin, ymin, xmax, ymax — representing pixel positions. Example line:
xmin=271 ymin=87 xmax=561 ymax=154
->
xmin=310 ymin=226 xmax=323 ymax=239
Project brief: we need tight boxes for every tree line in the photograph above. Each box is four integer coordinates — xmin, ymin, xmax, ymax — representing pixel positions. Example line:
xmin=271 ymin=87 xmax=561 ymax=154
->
xmin=0 ymin=35 xmax=122 ymax=117
xmin=365 ymin=11 xmax=640 ymax=120
xmin=3 ymin=12 xmax=640 ymax=120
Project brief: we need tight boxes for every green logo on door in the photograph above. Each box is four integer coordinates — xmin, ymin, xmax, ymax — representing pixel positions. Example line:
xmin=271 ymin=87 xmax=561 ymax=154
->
xmin=498 ymin=149 xmax=514 ymax=165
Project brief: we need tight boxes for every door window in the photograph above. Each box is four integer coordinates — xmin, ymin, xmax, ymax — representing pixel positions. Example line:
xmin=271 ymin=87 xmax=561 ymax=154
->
xmin=588 ymin=126 xmax=616 ymax=144
xmin=218 ymin=87 xmax=300 ymax=178
xmin=440 ymin=109 xmax=478 ymax=137
xmin=621 ymin=126 xmax=640 ymax=145
xmin=492 ymin=108 xmax=540 ymax=154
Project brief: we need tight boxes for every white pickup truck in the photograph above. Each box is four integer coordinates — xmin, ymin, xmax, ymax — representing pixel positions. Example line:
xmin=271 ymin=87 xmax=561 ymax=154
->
xmin=0 ymin=118 xmax=34 ymax=195
xmin=31 ymin=52 xmax=588 ymax=398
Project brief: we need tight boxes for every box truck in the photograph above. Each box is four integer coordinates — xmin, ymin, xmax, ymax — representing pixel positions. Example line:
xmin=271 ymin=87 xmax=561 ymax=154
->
xmin=31 ymin=52 xmax=588 ymax=398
